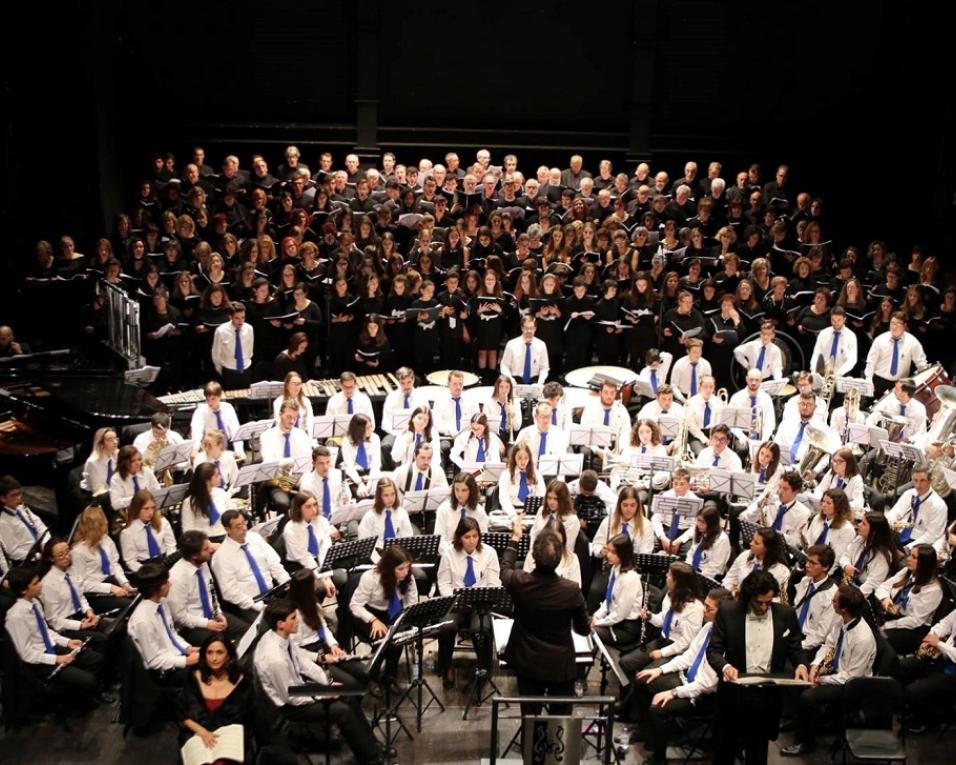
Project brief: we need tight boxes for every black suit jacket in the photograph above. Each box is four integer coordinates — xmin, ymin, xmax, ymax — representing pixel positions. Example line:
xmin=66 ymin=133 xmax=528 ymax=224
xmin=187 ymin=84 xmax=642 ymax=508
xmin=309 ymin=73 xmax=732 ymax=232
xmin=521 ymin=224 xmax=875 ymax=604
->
xmin=707 ymin=601 xmax=808 ymax=678
xmin=500 ymin=544 xmax=590 ymax=683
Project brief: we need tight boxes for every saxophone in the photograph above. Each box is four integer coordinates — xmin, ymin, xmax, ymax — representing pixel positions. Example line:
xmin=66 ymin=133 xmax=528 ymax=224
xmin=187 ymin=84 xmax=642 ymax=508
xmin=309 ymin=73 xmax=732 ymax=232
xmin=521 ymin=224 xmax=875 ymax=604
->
xmin=917 ymin=642 xmax=942 ymax=661
xmin=821 ymin=358 xmax=836 ymax=412
xmin=817 ymin=646 xmax=835 ymax=677
xmin=756 ymin=489 xmax=773 ymax=527
xmin=144 ymin=432 xmax=174 ymax=487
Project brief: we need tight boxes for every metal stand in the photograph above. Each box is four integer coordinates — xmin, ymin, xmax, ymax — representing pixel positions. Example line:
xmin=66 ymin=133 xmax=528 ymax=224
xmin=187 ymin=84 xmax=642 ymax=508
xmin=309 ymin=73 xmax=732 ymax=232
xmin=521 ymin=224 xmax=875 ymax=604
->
xmin=453 ymin=587 xmax=513 ymax=720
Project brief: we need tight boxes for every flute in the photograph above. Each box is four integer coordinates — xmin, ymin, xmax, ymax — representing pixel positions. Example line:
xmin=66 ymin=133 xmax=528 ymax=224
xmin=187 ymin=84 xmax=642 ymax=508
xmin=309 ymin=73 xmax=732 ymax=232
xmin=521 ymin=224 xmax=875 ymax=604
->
xmin=48 ymin=637 xmax=92 ymax=681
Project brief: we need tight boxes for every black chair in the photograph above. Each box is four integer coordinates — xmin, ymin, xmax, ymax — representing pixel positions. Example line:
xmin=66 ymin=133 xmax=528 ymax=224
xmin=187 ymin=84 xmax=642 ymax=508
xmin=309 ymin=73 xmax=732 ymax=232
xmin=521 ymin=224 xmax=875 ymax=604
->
xmin=120 ymin=421 xmax=151 ymax=446
xmin=1 ymin=628 xmax=48 ymax=728
xmin=833 ymin=676 xmax=906 ymax=764
xmin=117 ymin=634 xmax=179 ymax=735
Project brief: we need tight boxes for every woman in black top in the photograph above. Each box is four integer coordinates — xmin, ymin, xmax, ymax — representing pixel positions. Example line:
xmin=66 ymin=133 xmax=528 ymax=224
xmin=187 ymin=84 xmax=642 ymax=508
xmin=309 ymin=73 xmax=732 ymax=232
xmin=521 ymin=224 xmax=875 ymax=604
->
xmin=794 ymin=287 xmax=832 ymax=361
xmin=533 ymin=273 xmax=565 ymax=374
xmin=327 ymin=276 xmax=358 ymax=374
xmin=142 ymin=288 xmax=186 ymax=391
xmin=622 ymin=272 xmax=659 ymax=368
xmin=274 ymin=331 xmax=310 ymax=382
xmin=382 ymin=274 xmax=414 ymax=365
xmin=195 ymin=285 xmax=232 ymax=379
xmin=594 ymin=279 xmax=622 ymax=365
xmin=564 ymin=276 xmax=596 ymax=370
xmin=355 ymin=314 xmax=392 ymax=373
xmin=288 ymin=283 xmax=323 ymax=375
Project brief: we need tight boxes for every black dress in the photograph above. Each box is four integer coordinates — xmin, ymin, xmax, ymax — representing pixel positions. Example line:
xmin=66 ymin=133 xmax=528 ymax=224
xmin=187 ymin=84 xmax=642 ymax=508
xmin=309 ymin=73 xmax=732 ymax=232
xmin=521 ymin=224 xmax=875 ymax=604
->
xmin=594 ymin=296 xmax=622 ymax=365
xmin=471 ymin=295 xmax=508 ymax=351
xmin=531 ymin=294 xmax=564 ymax=375
xmin=177 ymin=673 xmax=255 ymax=764
xmin=410 ymin=297 xmax=441 ymax=374
xmin=327 ymin=292 xmax=358 ymax=374
xmin=563 ymin=293 xmax=596 ymax=370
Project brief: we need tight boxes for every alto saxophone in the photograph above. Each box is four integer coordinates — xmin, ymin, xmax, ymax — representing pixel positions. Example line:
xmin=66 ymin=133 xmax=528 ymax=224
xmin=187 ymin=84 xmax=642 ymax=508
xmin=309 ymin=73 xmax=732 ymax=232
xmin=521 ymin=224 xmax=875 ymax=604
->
xmin=756 ymin=490 xmax=773 ymax=527
xmin=817 ymin=646 xmax=835 ymax=677
xmin=144 ymin=433 xmax=174 ymax=487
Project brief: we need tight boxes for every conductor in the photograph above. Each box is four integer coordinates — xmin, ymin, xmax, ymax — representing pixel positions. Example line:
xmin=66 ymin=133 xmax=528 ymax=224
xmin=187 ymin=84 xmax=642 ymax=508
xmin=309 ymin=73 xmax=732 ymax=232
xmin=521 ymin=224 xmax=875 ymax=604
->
xmin=500 ymin=516 xmax=590 ymax=715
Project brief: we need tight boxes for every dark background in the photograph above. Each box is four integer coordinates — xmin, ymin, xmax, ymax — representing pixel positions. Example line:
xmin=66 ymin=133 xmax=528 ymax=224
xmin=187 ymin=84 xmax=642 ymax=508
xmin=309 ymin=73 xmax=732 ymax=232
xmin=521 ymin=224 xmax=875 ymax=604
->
xmin=1 ymin=0 xmax=950 ymax=315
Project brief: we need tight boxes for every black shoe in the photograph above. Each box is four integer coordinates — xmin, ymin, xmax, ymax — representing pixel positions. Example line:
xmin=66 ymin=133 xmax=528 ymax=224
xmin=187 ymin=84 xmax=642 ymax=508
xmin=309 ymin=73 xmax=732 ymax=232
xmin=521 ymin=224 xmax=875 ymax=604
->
xmin=780 ymin=742 xmax=815 ymax=757
xmin=778 ymin=716 xmax=795 ymax=732
xmin=96 ymin=691 xmax=116 ymax=705
xmin=443 ymin=670 xmax=456 ymax=689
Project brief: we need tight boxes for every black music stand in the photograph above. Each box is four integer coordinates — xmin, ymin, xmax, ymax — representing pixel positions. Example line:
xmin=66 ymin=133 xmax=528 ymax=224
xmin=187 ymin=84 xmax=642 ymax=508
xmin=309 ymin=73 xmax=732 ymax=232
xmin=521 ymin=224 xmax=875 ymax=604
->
xmin=453 ymin=586 xmax=513 ymax=720
xmin=368 ymin=613 xmax=414 ymax=749
xmin=635 ymin=552 xmax=680 ymax=593
xmin=482 ymin=532 xmax=530 ymax=562
xmin=252 ymin=577 xmax=291 ymax=604
xmin=392 ymin=595 xmax=456 ymax=731
xmin=382 ymin=534 xmax=440 ymax=567
xmin=574 ymin=494 xmax=608 ymax=525
xmin=523 ymin=496 xmax=544 ymax=516
xmin=287 ymin=684 xmax=368 ymax=765
xmin=320 ymin=537 xmax=377 ymax=573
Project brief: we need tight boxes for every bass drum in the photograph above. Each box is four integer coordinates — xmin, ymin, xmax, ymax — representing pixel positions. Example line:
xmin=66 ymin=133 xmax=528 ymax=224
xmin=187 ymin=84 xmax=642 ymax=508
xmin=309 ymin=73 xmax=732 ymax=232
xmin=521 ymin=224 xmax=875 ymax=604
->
xmin=874 ymin=363 xmax=952 ymax=417
xmin=730 ymin=330 xmax=806 ymax=390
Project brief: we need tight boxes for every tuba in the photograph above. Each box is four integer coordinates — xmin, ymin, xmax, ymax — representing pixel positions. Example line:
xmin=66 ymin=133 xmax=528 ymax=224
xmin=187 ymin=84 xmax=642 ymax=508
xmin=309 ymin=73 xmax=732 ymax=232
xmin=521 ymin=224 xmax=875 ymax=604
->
xmin=797 ymin=425 xmax=835 ymax=484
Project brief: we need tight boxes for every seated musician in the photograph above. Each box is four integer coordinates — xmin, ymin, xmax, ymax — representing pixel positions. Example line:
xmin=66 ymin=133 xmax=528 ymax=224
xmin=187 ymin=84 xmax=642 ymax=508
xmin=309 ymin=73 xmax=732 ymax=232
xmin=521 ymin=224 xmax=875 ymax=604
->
xmin=500 ymin=315 xmax=550 ymax=385
xmin=781 ymin=585 xmax=877 ymax=757
xmin=541 ymin=380 xmax=571 ymax=430
xmin=325 ymin=370 xmax=376 ymax=427
xmin=839 ymin=511 xmax=896 ymax=596
xmin=523 ymin=519 xmax=582 ymax=586
xmin=0 ymin=475 xmax=50 ymax=564
xmin=865 ymin=378 xmax=927 ymax=443
xmin=900 ymin=607 xmax=956 ymax=732
xmin=449 ymin=412 xmax=506 ymax=470
xmin=829 ymin=390 xmax=867 ymax=445
xmin=580 ymin=380 xmax=631 ymax=464
xmin=590 ymin=533 xmax=644 ymax=647
xmin=625 ymin=587 xmax=733 ymax=762
xmin=298 ymin=446 xmax=346 ymax=524
xmin=622 ymin=561 xmax=705 ymax=675
xmin=791 ymin=545 xmax=840 ymax=654
xmin=132 ymin=411 xmax=186 ymax=458
xmin=435 ymin=517 xmax=501 ymax=687
xmin=669 ymin=338 xmax=712 ymax=402
xmin=733 ymin=320 xmax=783 ymax=380
xmin=189 ymin=381 xmax=243 ymax=460
xmin=618 ymin=419 xmax=669 ymax=483
xmin=635 ymin=348 xmax=674 ymax=397
xmin=108 ymin=446 xmax=161 ymax=513
xmin=390 ymin=405 xmax=443 ymax=468
xmin=809 ymin=447 xmax=866 ymax=518
xmin=381 ymin=366 xmax=426 ymax=460
xmin=272 ymin=371 xmax=314 ymax=438
xmin=255 ymin=598 xmax=385 ymax=765
xmin=433 ymin=370 xmax=478 ymax=442
xmin=80 ymin=427 xmax=120 ymax=497
xmin=5 ymin=565 xmax=108 ymax=705
xmin=885 ymin=464 xmax=947 ymax=549
xmin=482 ymin=375 xmax=522 ymax=444
xmin=119 ymin=490 xmax=176 ymax=573
xmin=181 ymin=462 xmax=228 ymax=542
xmin=195 ymin=430 xmax=240 ymax=495
xmin=741 ymin=471 xmax=810 ymax=548
xmin=435 ymin=473 xmax=489 ymax=555
xmin=750 ymin=441 xmax=784 ymax=489
xmin=781 ymin=371 xmax=828 ymax=423
xmin=497 ymin=442 xmax=546 ymax=516
xmin=356 ymin=477 xmax=414 ymax=546
xmin=340 ymin=414 xmax=383 ymax=497
xmin=259 ymin=399 xmax=312 ymax=514
xmin=775 ymin=393 xmax=828 ymax=471
xmin=685 ymin=506 xmax=732 ymax=578
xmin=728 ymin=368 xmax=776 ymax=444
xmin=515 ymin=401 xmax=570 ymax=465
xmin=168 ymin=530 xmax=249 ymax=644
xmin=864 ymin=311 xmax=928 ymax=398
xmin=567 ymin=468 xmax=617 ymax=512
xmin=637 ymin=385 xmax=685 ymax=453
xmin=282 ymin=492 xmax=339 ymax=594
xmin=875 ymin=543 xmax=944 ymax=655
xmin=39 ymin=539 xmax=108 ymax=647
xmin=803 ymin=488 xmax=856 ymax=564
xmin=70 ymin=505 xmax=135 ymax=612
xmin=652 ymin=468 xmax=701 ymax=553
xmin=722 ymin=527 xmax=791 ymax=596
xmin=590 ymin=486 xmax=656 ymax=603
xmin=287 ymin=569 xmax=367 ymax=685
xmin=528 ymin=480 xmax=580 ymax=551
xmin=211 ymin=510 xmax=290 ymax=623
xmin=128 ymin=562 xmax=200 ymax=686
xmin=349 ymin=544 xmax=418 ymax=677
xmin=694 ymin=423 xmax=743 ymax=470
xmin=684 ymin=375 xmax=724 ymax=455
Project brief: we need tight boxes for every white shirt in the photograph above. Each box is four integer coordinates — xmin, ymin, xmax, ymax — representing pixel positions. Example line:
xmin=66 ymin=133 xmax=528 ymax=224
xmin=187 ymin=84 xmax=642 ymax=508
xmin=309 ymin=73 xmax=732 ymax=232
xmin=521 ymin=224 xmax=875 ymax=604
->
xmin=875 ymin=576 xmax=943 ymax=631
xmin=636 ymin=352 xmax=674 ymax=394
xmin=0 ymin=505 xmax=48 ymax=561
xmin=864 ymin=330 xmax=927 ymax=383
xmin=813 ymin=472 xmax=865 ymax=517
xmin=450 ymin=431 xmax=505 ymax=468
xmin=650 ymin=595 xmax=706 ymax=658
xmin=886 ymin=488 xmax=947 ymax=547
xmin=282 ymin=517 xmax=335 ymax=571
xmin=195 ymin=451 xmax=240 ymax=492
xmin=580 ymin=400 xmax=632 ymax=449
xmin=109 ymin=467 xmax=161 ymax=511
xmin=180 ymin=488 xmax=230 ymax=538
xmin=299 ymin=468 xmax=347 ymax=520
xmin=119 ymin=517 xmax=177 ymax=571
xmin=273 ymin=395 xmax=314 ymax=438
xmin=741 ymin=498 xmax=810 ymax=549
xmin=669 ymin=356 xmax=713 ymax=398
xmin=128 ymin=596 xmax=192 ymax=671
xmin=839 ymin=537 xmax=891 ymax=597
xmin=728 ymin=388 xmax=776 ymax=441
xmin=167 ymin=559 xmax=218 ymax=630
xmin=81 ymin=452 xmax=117 ymax=494
xmin=734 ymin=339 xmax=783 ymax=380
xmin=339 ymin=435 xmax=383 ymax=484
xmin=866 ymin=395 xmax=927 ymax=442
xmin=434 ymin=391 xmax=479 ymax=436
xmin=390 ymin=429 xmax=443 ymax=467
xmin=685 ymin=531 xmax=732 ymax=578
xmin=810 ymin=327 xmax=859 ymax=378
xmin=260 ymin=425 xmax=312 ymax=463
xmin=722 ymin=552 xmax=790 ymax=595
xmin=497 ymin=468 xmax=547 ymax=516
xmin=349 ymin=568 xmax=419 ymax=623
xmin=685 ymin=394 xmax=724 ymax=443
xmin=830 ymin=405 xmax=866 ymax=443
xmin=211 ymin=533 xmax=290 ymax=611
xmin=500 ymin=335 xmax=550 ymax=384
xmin=812 ymin=616 xmax=876 ymax=686
xmin=356 ymin=506 xmax=415 ymax=547
xmin=804 ymin=515 xmax=856 ymax=562
xmin=40 ymin=567 xmax=92 ymax=631
xmin=212 ymin=321 xmax=254 ymax=374
xmin=927 ymin=609 xmax=956 ymax=665
xmin=435 ymin=501 xmax=489 ymax=555
xmin=659 ymin=622 xmax=718 ymax=700
xmin=190 ymin=401 xmax=241 ymax=449
xmin=437 ymin=545 xmax=501 ymax=594
xmin=529 ymin=511 xmax=581 ymax=551
xmin=291 ymin=608 xmax=338 ymax=652
xmin=695 ymin=446 xmax=743 ymax=471
xmin=590 ymin=514 xmax=656 ymax=556
xmin=325 ymin=390 xmax=376 ymax=429
xmin=132 ymin=428 xmax=185 ymax=458
xmin=392 ymin=461 xmax=449 ymax=496
xmin=744 ymin=608 xmax=774 ymax=673
xmin=381 ymin=387 xmax=428 ymax=437
xmin=70 ymin=537 xmax=129 ymax=591
xmin=592 ymin=566 xmax=643 ymax=626
xmin=481 ymin=396 xmax=522 ymax=439
xmin=782 ymin=394 xmax=829 ymax=424
xmin=650 ymin=488 xmax=702 ymax=544
xmin=775 ymin=416 xmax=828 ymax=465
xmin=254 ymin=629 xmax=329 ymax=707
xmin=793 ymin=575 xmax=839 ymax=650
xmin=515 ymin=425 xmax=570 ymax=461
xmin=5 ymin=597 xmax=70 ymax=666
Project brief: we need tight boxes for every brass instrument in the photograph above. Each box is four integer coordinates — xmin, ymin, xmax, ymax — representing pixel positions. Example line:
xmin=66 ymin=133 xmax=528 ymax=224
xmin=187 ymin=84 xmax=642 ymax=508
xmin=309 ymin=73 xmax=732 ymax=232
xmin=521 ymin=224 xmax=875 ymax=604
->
xmin=817 ymin=646 xmax=835 ymax=677
xmin=796 ymin=425 xmax=836 ymax=484
xmin=717 ymin=388 xmax=729 ymax=404
xmin=143 ymin=432 xmax=174 ymax=487
xmin=820 ymin=358 xmax=836 ymax=412
xmin=756 ymin=489 xmax=773 ymax=527
xmin=670 ymin=408 xmax=694 ymax=465
xmin=842 ymin=386 xmax=863 ymax=454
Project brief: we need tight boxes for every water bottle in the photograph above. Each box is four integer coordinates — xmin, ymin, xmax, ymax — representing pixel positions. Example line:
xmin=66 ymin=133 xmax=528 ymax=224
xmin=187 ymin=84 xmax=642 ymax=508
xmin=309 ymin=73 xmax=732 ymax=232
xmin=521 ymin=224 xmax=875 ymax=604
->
xmin=614 ymin=729 xmax=630 ymax=756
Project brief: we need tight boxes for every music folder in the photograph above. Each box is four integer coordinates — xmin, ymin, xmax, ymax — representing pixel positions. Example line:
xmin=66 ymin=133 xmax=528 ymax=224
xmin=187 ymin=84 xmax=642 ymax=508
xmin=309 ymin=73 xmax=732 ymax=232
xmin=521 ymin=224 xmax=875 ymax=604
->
xmin=153 ymin=441 xmax=193 ymax=473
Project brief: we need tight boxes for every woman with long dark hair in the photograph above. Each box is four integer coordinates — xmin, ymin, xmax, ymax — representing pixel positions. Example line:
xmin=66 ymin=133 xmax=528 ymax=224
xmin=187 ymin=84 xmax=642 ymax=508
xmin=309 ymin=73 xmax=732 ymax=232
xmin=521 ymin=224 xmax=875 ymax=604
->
xmin=685 ymin=506 xmax=732 ymax=578
xmin=875 ymin=544 xmax=943 ymax=654
xmin=590 ymin=533 xmax=643 ymax=647
xmin=181 ymin=462 xmax=229 ymax=542
xmin=722 ymin=527 xmax=791 ymax=595
xmin=840 ymin=511 xmax=896 ymax=596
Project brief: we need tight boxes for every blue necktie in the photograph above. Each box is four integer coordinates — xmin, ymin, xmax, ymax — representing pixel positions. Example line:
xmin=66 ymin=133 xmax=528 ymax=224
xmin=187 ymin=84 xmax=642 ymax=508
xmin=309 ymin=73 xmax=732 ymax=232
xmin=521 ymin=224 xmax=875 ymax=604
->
xmin=895 ymin=579 xmax=914 ymax=608
xmin=603 ymin=409 xmax=611 ymax=427
xmin=356 ymin=441 xmax=368 ymax=470
xmin=214 ymin=410 xmax=226 ymax=437
xmin=830 ymin=331 xmax=840 ymax=360
xmin=384 ymin=509 xmax=396 ymax=540
xmin=208 ymin=500 xmax=220 ymax=525
xmin=460 ymin=507 xmax=467 ymax=521
xmin=641 ymin=445 xmax=647 ymax=453
xmin=832 ymin=626 xmax=846 ymax=672
xmin=855 ymin=547 xmax=868 ymax=572
xmin=703 ymin=401 xmax=711 ymax=428
xmin=98 ymin=545 xmax=111 ymax=575
xmin=518 ymin=471 xmax=529 ymax=502
xmin=347 ymin=398 xmax=354 ymax=414
xmin=145 ymin=524 xmax=161 ymax=557
xmin=241 ymin=543 xmax=268 ymax=593
xmin=835 ymin=477 xmax=845 ymax=489
xmin=661 ymin=609 xmax=674 ymax=638
xmin=133 ymin=476 xmax=141 ymax=493
xmin=414 ymin=471 xmax=424 ymax=491
xmin=552 ymin=410 xmax=558 ymax=425
xmin=196 ymin=570 xmax=213 ymax=619
xmin=691 ymin=544 xmax=704 ymax=571
xmin=621 ymin=522 xmax=630 ymax=538
xmin=690 ymin=363 xmax=698 ymax=396
xmin=523 ymin=342 xmax=532 ymax=384
xmin=814 ymin=521 xmax=830 ymax=545
xmin=32 ymin=602 xmax=54 ymax=653
xmin=900 ymin=495 xmax=921 ymax=544
xmin=758 ymin=468 xmax=766 ymax=483
xmin=712 ymin=453 xmax=720 ymax=467
xmin=539 ymin=432 xmax=548 ymax=456
xmin=283 ymin=432 xmax=291 ymax=459
xmin=668 ymin=510 xmax=681 ymax=541
xmin=322 ymin=478 xmax=331 ymax=519
xmin=650 ymin=369 xmax=658 ymax=394
xmin=797 ymin=582 xmax=815 ymax=627
xmin=498 ymin=402 xmax=507 ymax=433
xmin=463 ymin=555 xmax=477 ymax=587
xmin=773 ymin=504 xmax=788 ymax=531
xmin=605 ymin=571 xmax=616 ymax=608
xmin=899 ymin=404 xmax=906 ymax=418
xmin=157 ymin=603 xmax=188 ymax=655
xmin=790 ymin=421 xmax=808 ymax=463
xmin=890 ymin=338 xmax=899 ymax=376
xmin=15 ymin=510 xmax=38 ymax=540
xmin=387 ymin=591 xmax=403 ymax=620
xmin=106 ymin=458 xmax=114 ymax=486
xmin=756 ymin=345 xmax=766 ymax=371
xmin=307 ymin=524 xmax=320 ymax=557
xmin=454 ymin=398 xmax=462 ymax=431
xmin=476 ymin=438 xmax=486 ymax=462
xmin=403 ymin=394 xmax=410 ymax=409
xmin=234 ymin=328 xmax=245 ymax=373
xmin=687 ymin=627 xmax=712 ymax=682
xmin=64 ymin=572 xmax=82 ymax=613
xmin=215 ymin=460 xmax=224 ymax=488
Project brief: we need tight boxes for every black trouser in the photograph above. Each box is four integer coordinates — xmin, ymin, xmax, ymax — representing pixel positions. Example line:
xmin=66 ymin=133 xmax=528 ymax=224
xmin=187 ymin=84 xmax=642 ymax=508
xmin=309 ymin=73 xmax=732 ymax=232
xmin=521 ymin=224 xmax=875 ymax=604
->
xmin=222 ymin=600 xmax=261 ymax=627
xmin=283 ymin=699 xmax=381 ymax=764
xmin=436 ymin=610 xmax=493 ymax=676
xmin=713 ymin=682 xmax=782 ymax=765
xmin=872 ymin=375 xmax=897 ymax=399
xmin=620 ymin=637 xmax=670 ymax=676
xmin=794 ymin=683 xmax=846 ymax=745
xmin=593 ymin=618 xmax=644 ymax=650
xmin=85 ymin=591 xmax=135 ymax=615
xmin=627 ymin=659 xmax=678 ymax=724
xmin=885 ymin=625 xmax=929 ymax=655
xmin=515 ymin=674 xmax=575 ymax=717
xmin=27 ymin=646 xmax=105 ymax=698
xmin=901 ymin=655 xmax=956 ymax=724
xmin=184 ymin=612 xmax=250 ymax=646
xmin=220 ymin=367 xmax=252 ymax=391
xmin=354 ymin=606 xmax=402 ymax=678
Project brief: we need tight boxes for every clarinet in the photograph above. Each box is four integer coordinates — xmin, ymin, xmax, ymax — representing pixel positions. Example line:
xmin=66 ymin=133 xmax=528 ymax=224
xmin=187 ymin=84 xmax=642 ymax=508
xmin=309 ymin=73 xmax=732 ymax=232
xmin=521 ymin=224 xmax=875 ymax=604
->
xmin=48 ymin=637 xmax=92 ymax=681
xmin=639 ymin=572 xmax=649 ymax=648
xmin=209 ymin=577 xmax=222 ymax=620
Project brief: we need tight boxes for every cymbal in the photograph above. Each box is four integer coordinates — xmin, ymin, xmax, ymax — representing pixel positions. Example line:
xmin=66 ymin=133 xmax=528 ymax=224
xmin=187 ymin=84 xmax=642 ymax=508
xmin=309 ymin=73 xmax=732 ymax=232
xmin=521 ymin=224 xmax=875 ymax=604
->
xmin=778 ymin=384 xmax=797 ymax=397
xmin=936 ymin=385 xmax=956 ymax=410
xmin=425 ymin=370 xmax=480 ymax=387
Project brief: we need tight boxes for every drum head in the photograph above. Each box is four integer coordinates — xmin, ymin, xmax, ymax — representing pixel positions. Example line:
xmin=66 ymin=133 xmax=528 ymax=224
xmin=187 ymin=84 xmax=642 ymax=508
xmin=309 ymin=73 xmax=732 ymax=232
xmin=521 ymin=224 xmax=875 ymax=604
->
xmin=730 ymin=330 xmax=805 ymax=390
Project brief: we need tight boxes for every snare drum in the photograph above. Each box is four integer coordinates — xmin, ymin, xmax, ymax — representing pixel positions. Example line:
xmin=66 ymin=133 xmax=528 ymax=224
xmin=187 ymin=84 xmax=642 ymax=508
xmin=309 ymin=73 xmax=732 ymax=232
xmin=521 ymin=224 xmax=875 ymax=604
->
xmin=912 ymin=363 xmax=950 ymax=417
